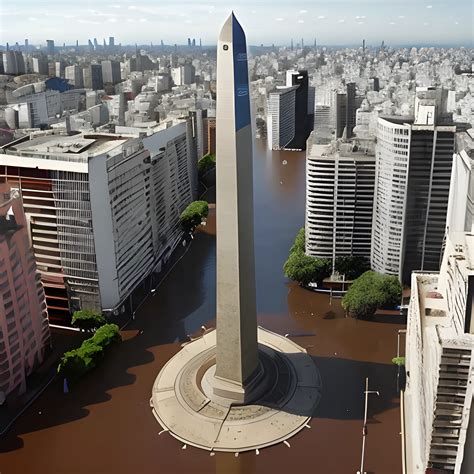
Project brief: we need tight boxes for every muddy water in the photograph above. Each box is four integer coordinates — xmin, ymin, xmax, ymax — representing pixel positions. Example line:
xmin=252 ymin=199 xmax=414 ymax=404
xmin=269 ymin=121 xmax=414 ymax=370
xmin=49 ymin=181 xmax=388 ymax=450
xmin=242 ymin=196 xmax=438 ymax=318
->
xmin=0 ymin=140 xmax=404 ymax=473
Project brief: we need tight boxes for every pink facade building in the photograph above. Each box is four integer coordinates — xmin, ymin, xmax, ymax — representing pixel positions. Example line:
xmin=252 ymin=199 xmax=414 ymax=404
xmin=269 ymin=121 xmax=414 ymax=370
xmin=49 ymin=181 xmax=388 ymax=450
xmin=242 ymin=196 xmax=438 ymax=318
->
xmin=0 ymin=184 xmax=50 ymax=400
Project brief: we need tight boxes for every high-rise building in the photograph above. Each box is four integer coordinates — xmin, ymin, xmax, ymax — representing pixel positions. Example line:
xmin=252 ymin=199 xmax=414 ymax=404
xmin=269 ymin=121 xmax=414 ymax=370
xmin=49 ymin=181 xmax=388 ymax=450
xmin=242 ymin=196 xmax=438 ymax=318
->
xmin=16 ymin=90 xmax=61 ymax=128
xmin=65 ymin=65 xmax=84 ymax=88
xmin=101 ymin=60 xmax=121 ymax=85
xmin=55 ymin=60 xmax=66 ymax=78
xmin=83 ymin=64 xmax=103 ymax=90
xmin=109 ymin=36 xmax=115 ymax=50
xmin=189 ymin=109 xmax=208 ymax=158
xmin=371 ymin=88 xmax=457 ymax=282
xmin=3 ymin=51 xmax=25 ymax=75
xmin=0 ymin=185 xmax=51 ymax=398
xmin=331 ymin=83 xmax=359 ymax=139
xmin=369 ymin=77 xmax=380 ymax=92
xmin=171 ymin=63 xmax=195 ymax=86
xmin=404 ymin=230 xmax=474 ymax=473
xmin=331 ymin=91 xmax=347 ymax=138
xmin=345 ymin=82 xmax=357 ymax=139
xmin=46 ymin=40 xmax=55 ymax=55
xmin=267 ymin=70 xmax=315 ymax=151
xmin=446 ymin=128 xmax=474 ymax=234
xmin=305 ymin=136 xmax=375 ymax=262
xmin=0 ymin=122 xmax=197 ymax=325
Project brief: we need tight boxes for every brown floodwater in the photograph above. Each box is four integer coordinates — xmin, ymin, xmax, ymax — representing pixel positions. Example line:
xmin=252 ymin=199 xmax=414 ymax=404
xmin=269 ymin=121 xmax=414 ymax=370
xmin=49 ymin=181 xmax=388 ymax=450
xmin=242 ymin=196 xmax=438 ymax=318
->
xmin=0 ymin=140 xmax=405 ymax=473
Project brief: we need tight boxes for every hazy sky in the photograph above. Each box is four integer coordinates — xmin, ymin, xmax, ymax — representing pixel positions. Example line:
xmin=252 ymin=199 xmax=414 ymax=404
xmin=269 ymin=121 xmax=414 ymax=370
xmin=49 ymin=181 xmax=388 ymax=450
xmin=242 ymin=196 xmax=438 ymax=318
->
xmin=1 ymin=0 xmax=472 ymax=46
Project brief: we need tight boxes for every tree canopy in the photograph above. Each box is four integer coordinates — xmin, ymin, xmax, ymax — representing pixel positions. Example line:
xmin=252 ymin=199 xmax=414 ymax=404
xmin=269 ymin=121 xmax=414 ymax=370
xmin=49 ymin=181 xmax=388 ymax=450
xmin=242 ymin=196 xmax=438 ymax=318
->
xmin=342 ymin=271 xmax=402 ymax=318
xmin=283 ymin=227 xmax=332 ymax=286
xmin=198 ymin=153 xmax=216 ymax=176
xmin=58 ymin=323 xmax=121 ymax=380
xmin=180 ymin=200 xmax=209 ymax=231
xmin=71 ymin=309 xmax=106 ymax=331
xmin=334 ymin=255 xmax=371 ymax=281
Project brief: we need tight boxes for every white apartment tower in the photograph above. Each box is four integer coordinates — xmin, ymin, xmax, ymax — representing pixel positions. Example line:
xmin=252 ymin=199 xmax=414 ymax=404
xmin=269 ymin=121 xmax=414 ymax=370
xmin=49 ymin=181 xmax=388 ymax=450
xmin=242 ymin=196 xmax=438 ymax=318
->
xmin=305 ymin=136 xmax=375 ymax=261
xmin=371 ymin=88 xmax=456 ymax=283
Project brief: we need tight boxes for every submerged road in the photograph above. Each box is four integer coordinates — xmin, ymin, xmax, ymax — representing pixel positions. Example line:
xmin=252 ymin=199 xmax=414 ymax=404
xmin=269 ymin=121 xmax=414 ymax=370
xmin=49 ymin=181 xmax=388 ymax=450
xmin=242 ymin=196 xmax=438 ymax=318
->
xmin=0 ymin=140 xmax=404 ymax=473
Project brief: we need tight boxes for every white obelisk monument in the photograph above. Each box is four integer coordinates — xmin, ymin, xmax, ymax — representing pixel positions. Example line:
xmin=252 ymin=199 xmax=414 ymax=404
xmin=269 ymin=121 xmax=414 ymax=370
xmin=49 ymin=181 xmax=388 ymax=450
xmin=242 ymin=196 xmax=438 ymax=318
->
xmin=213 ymin=13 xmax=260 ymax=402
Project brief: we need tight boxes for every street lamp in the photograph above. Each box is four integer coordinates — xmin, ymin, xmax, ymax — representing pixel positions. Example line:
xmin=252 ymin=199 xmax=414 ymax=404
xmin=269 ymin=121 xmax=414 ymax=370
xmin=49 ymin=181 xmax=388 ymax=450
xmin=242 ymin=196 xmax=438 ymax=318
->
xmin=357 ymin=377 xmax=379 ymax=474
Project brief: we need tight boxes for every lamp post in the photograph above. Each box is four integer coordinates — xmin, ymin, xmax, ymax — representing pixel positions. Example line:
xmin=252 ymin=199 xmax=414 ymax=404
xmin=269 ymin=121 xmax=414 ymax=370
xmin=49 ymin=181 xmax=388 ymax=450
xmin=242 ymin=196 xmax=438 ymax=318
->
xmin=357 ymin=377 xmax=379 ymax=474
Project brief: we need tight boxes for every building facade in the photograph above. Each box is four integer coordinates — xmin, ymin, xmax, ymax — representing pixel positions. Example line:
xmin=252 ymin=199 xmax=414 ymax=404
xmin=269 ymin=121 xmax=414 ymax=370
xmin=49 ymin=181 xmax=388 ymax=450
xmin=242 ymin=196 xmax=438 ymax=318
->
xmin=305 ymin=136 xmax=375 ymax=262
xmin=267 ymin=70 xmax=315 ymax=151
xmin=0 ymin=121 xmax=197 ymax=325
xmin=83 ymin=64 xmax=103 ymax=91
xmin=371 ymin=88 xmax=457 ymax=282
xmin=101 ymin=60 xmax=121 ymax=85
xmin=65 ymin=65 xmax=84 ymax=88
xmin=404 ymin=232 xmax=474 ymax=473
xmin=0 ymin=185 xmax=50 ymax=399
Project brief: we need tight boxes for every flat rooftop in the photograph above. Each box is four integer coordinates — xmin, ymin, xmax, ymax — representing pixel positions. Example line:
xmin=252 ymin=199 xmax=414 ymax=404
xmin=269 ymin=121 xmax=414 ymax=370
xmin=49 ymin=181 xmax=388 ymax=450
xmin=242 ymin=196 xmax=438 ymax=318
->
xmin=0 ymin=131 xmax=132 ymax=163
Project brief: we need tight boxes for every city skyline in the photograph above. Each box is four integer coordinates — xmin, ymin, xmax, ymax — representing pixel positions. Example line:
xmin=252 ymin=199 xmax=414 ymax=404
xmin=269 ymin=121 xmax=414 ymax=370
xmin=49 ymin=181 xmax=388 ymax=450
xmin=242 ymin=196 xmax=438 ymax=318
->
xmin=1 ymin=0 xmax=472 ymax=46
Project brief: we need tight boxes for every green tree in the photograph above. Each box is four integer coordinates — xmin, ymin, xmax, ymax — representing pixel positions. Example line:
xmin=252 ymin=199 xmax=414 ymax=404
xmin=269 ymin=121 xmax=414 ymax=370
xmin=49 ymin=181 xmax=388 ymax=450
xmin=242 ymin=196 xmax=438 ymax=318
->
xmin=71 ymin=309 xmax=106 ymax=331
xmin=289 ymin=227 xmax=306 ymax=254
xmin=334 ymin=256 xmax=371 ymax=280
xmin=342 ymin=271 xmax=402 ymax=318
xmin=284 ymin=251 xmax=319 ymax=286
xmin=284 ymin=227 xmax=331 ymax=286
xmin=198 ymin=153 xmax=216 ymax=176
xmin=180 ymin=200 xmax=209 ymax=232
xmin=57 ymin=324 xmax=121 ymax=380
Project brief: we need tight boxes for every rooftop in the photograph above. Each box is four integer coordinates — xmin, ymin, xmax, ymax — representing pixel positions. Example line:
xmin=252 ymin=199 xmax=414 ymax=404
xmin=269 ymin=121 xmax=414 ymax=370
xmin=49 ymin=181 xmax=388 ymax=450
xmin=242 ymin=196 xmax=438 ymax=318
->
xmin=0 ymin=130 xmax=131 ymax=164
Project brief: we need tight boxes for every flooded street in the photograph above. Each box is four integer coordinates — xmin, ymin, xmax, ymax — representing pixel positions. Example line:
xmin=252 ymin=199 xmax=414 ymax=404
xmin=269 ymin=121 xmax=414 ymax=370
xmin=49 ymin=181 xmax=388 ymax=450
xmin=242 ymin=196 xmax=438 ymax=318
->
xmin=0 ymin=139 xmax=404 ymax=473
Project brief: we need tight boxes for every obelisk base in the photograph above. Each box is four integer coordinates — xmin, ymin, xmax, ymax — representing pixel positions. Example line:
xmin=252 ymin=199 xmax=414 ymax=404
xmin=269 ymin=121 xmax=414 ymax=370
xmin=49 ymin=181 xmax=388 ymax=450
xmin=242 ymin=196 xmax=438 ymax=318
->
xmin=203 ymin=361 xmax=265 ymax=404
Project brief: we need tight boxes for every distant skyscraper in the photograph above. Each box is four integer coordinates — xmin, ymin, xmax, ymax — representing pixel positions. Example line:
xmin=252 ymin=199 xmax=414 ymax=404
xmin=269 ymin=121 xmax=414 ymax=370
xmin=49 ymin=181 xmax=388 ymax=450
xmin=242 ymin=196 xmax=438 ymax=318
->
xmin=267 ymin=70 xmax=315 ymax=151
xmin=109 ymin=36 xmax=115 ymax=49
xmin=187 ymin=38 xmax=191 ymax=47
xmin=192 ymin=38 xmax=196 ymax=47
xmin=0 ymin=185 xmax=51 ymax=398
xmin=46 ymin=39 xmax=55 ymax=55
xmin=24 ymin=39 xmax=28 ymax=53
xmin=83 ymin=64 xmax=103 ymax=90
xmin=3 ymin=51 xmax=25 ymax=75
xmin=65 ymin=65 xmax=84 ymax=88
xmin=32 ymin=56 xmax=49 ymax=75
xmin=369 ymin=77 xmax=380 ymax=92
xmin=171 ymin=63 xmax=195 ymax=85
xmin=101 ymin=60 xmax=121 ymax=85
xmin=345 ymin=82 xmax=357 ymax=139
xmin=55 ymin=60 xmax=66 ymax=78
xmin=371 ymin=88 xmax=456 ymax=282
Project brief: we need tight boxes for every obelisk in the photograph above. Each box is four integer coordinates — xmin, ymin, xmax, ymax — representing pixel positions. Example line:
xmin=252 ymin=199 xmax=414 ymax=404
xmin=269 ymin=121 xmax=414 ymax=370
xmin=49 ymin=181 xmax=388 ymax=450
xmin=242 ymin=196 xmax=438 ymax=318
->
xmin=213 ymin=13 xmax=259 ymax=402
